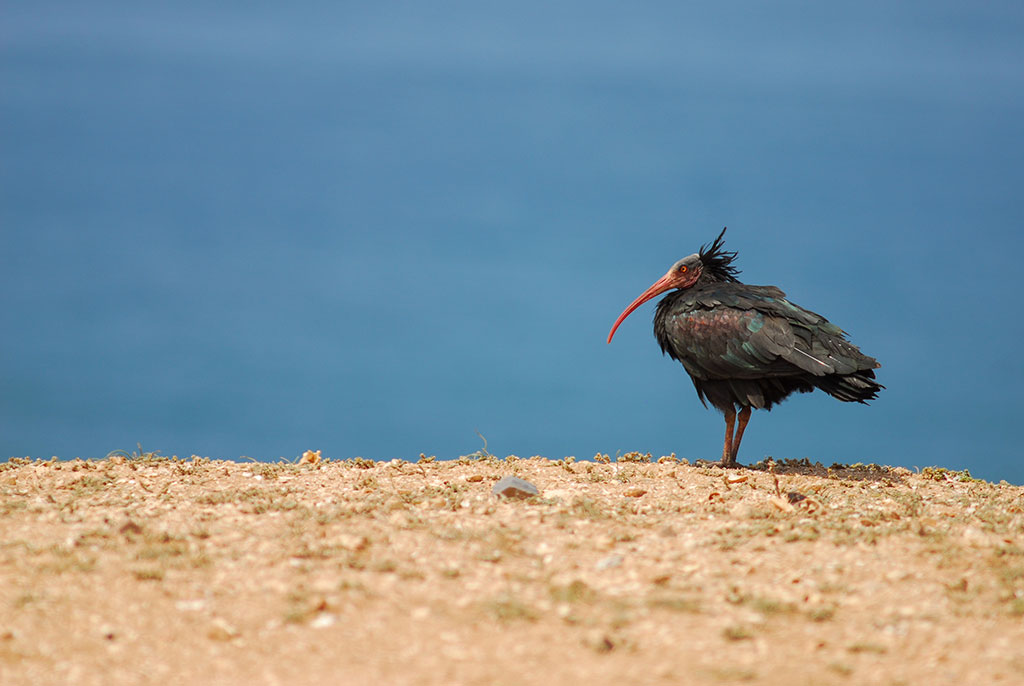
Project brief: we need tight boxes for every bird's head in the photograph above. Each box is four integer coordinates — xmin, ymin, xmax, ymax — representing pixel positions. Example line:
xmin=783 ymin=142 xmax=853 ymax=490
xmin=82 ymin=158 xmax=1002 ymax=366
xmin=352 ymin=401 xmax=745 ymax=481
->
xmin=607 ymin=228 xmax=739 ymax=344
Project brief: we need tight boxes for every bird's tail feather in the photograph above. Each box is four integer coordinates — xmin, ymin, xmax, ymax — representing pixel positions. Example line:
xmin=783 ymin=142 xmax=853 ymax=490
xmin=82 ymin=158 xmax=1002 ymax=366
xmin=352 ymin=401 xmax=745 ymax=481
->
xmin=813 ymin=369 xmax=884 ymax=404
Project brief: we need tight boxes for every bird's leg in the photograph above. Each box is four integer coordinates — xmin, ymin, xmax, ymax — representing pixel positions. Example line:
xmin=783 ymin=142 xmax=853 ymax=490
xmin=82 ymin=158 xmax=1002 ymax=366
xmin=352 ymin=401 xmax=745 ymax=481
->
xmin=721 ymin=407 xmax=736 ymax=466
xmin=729 ymin=406 xmax=752 ymax=465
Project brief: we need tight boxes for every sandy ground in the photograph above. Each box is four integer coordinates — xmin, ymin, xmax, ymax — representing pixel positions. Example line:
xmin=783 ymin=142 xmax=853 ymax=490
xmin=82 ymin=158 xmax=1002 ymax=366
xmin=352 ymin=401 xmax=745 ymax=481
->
xmin=1 ymin=452 xmax=1022 ymax=686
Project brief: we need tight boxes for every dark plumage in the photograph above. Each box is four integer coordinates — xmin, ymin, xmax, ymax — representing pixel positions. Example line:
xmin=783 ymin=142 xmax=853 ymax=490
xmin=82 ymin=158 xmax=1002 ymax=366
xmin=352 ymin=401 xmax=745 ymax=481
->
xmin=608 ymin=228 xmax=882 ymax=466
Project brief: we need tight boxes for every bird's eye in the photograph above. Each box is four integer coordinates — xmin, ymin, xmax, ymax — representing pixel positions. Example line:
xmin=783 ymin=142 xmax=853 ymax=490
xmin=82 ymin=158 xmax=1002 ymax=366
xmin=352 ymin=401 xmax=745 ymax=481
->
xmin=678 ymin=265 xmax=688 ymax=273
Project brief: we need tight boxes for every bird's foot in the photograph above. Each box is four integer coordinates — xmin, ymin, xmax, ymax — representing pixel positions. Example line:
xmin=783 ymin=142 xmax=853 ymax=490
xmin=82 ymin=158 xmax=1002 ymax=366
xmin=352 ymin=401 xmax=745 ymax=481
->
xmin=694 ymin=459 xmax=745 ymax=469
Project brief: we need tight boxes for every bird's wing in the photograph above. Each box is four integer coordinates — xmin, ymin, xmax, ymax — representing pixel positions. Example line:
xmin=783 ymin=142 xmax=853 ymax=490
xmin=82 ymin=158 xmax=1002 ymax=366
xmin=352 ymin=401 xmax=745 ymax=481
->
xmin=662 ymin=285 xmax=879 ymax=380
xmin=661 ymin=307 xmax=797 ymax=380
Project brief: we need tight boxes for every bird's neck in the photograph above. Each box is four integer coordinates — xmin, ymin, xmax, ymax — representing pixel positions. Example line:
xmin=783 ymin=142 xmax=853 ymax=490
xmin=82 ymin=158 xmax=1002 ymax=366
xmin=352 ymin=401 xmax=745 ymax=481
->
xmin=696 ymin=270 xmax=738 ymax=288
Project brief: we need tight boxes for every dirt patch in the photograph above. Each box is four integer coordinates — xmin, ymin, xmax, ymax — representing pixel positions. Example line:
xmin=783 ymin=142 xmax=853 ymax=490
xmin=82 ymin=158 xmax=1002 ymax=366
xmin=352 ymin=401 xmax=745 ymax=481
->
xmin=1 ymin=454 xmax=1022 ymax=685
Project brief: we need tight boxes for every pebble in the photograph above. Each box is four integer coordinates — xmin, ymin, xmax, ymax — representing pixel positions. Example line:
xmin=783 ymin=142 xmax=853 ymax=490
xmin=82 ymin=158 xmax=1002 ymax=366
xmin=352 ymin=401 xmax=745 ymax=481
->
xmin=491 ymin=476 xmax=539 ymax=499
xmin=337 ymin=534 xmax=369 ymax=551
xmin=208 ymin=618 xmax=239 ymax=641
xmin=595 ymin=554 xmax=623 ymax=571
xmin=176 ymin=599 xmax=206 ymax=612
xmin=584 ymin=630 xmax=616 ymax=652
xmin=310 ymin=613 xmax=337 ymax=629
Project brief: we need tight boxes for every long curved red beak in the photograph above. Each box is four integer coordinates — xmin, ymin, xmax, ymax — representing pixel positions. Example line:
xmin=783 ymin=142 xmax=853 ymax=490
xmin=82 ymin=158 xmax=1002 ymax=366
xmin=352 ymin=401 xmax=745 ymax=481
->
xmin=607 ymin=272 xmax=677 ymax=344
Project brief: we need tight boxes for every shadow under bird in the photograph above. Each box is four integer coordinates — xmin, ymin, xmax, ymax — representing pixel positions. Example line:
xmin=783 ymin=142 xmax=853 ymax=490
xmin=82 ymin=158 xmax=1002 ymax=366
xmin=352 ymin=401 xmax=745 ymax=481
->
xmin=607 ymin=228 xmax=883 ymax=467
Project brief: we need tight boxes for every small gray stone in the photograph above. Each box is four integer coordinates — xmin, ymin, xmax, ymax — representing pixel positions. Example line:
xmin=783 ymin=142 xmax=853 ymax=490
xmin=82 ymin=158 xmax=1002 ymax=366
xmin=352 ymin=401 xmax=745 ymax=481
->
xmin=491 ymin=475 xmax=540 ymax=499
xmin=595 ymin=554 xmax=623 ymax=571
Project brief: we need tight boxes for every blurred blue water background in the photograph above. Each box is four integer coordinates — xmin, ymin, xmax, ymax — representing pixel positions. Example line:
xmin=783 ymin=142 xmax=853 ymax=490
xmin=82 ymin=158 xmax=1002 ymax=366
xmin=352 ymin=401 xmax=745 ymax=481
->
xmin=2 ymin=2 xmax=1022 ymax=483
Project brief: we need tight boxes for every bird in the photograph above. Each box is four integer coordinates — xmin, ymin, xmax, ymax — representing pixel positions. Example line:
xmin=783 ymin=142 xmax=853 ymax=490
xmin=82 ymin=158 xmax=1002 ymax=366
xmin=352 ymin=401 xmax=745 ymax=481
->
xmin=607 ymin=228 xmax=882 ymax=467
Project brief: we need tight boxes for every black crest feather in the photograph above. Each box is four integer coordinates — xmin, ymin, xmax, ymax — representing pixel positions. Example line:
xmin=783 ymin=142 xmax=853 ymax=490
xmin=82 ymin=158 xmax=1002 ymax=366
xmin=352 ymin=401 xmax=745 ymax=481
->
xmin=698 ymin=227 xmax=741 ymax=282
